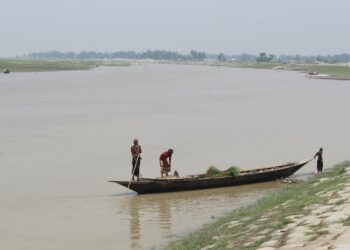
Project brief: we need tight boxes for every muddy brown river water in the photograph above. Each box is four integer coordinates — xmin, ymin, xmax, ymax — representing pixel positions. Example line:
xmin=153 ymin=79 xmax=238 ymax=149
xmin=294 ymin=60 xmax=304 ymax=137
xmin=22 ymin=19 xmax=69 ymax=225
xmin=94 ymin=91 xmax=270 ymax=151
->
xmin=0 ymin=64 xmax=349 ymax=249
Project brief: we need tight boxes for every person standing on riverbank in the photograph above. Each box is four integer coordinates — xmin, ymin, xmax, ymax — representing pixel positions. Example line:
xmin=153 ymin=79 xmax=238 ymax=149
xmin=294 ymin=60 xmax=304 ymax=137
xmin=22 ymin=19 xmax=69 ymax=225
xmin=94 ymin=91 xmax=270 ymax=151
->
xmin=131 ymin=139 xmax=142 ymax=181
xmin=314 ymin=148 xmax=323 ymax=174
xmin=160 ymin=149 xmax=173 ymax=178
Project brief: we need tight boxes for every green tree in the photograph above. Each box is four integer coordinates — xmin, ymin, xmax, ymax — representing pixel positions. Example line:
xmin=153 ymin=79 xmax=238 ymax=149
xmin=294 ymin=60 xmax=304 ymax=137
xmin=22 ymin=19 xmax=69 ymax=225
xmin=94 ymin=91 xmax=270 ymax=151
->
xmin=256 ymin=52 xmax=274 ymax=62
xmin=217 ymin=53 xmax=226 ymax=61
xmin=190 ymin=50 xmax=206 ymax=61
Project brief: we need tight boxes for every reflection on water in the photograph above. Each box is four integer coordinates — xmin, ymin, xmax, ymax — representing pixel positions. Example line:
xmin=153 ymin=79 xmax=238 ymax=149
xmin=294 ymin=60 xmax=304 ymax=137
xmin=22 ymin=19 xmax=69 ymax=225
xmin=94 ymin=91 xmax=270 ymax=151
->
xmin=128 ymin=196 xmax=141 ymax=249
xmin=158 ymin=199 xmax=171 ymax=233
xmin=118 ymin=181 xmax=283 ymax=249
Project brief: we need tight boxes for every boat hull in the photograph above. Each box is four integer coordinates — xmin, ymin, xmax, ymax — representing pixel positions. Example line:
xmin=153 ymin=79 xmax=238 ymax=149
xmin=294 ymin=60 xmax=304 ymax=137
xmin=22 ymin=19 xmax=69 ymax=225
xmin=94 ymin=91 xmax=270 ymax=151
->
xmin=109 ymin=159 xmax=311 ymax=194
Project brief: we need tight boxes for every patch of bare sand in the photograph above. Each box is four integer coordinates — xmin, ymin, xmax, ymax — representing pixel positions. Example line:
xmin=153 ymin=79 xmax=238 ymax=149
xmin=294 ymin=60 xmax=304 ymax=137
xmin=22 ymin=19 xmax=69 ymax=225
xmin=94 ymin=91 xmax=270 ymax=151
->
xmin=255 ymin=167 xmax=350 ymax=249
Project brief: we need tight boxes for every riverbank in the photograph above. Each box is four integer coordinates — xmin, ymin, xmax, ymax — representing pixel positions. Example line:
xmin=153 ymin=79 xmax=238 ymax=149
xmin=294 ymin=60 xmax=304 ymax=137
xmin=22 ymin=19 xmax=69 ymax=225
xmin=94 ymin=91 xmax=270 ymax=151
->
xmin=163 ymin=161 xmax=350 ymax=250
xmin=0 ymin=58 xmax=131 ymax=72
xmin=3 ymin=59 xmax=350 ymax=80
xmin=217 ymin=61 xmax=350 ymax=81
xmin=161 ymin=61 xmax=350 ymax=81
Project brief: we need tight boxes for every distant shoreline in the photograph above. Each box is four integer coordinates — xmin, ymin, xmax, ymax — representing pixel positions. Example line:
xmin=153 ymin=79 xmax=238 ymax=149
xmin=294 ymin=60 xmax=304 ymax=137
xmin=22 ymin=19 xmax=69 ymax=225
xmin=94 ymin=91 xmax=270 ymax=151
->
xmin=0 ymin=58 xmax=132 ymax=73
xmin=160 ymin=60 xmax=350 ymax=81
xmin=2 ymin=58 xmax=350 ymax=81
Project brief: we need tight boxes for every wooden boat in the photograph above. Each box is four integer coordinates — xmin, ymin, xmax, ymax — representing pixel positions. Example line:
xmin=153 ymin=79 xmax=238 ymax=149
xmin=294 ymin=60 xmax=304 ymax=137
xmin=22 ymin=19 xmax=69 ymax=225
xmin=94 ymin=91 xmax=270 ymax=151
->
xmin=109 ymin=159 xmax=312 ymax=194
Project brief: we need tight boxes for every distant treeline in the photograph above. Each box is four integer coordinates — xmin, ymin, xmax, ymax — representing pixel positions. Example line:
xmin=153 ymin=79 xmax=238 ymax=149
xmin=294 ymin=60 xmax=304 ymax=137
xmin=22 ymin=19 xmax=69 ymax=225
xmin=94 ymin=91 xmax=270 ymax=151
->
xmin=217 ymin=53 xmax=350 ymax=63
xmin=27 ymin=50 xmax=206 ymax=61
xmin=26 ymin=50 xmax=350 ymax=63
xmin=273 ymin=53 xmax=350 ymax=64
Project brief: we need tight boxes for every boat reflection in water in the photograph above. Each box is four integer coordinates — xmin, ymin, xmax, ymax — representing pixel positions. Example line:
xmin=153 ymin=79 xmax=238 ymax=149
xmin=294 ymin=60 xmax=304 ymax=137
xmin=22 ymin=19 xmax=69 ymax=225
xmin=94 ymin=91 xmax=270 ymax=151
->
xmin=118 ymin=180 xmax=286 ymax=249
xmin=128 ymin=196 xmax=141 ymax=250
xmin=126 ymin=195 xmax=172 ymax=249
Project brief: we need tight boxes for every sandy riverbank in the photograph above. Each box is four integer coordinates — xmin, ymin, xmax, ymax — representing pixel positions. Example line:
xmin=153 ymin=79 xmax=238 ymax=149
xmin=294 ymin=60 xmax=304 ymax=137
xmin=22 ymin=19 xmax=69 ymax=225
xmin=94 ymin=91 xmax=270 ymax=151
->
xmin=164 ymin=162 xmax=350 ymax=250
xmin=257 ymin=166 xmax=350 ymax=250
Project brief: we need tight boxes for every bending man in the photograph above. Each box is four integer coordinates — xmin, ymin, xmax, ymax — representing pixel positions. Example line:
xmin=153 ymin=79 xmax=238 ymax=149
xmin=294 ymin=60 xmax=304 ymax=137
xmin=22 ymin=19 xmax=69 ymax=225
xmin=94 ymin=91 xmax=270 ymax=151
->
xmin=159 ymin=149 xmax=173 ymax=178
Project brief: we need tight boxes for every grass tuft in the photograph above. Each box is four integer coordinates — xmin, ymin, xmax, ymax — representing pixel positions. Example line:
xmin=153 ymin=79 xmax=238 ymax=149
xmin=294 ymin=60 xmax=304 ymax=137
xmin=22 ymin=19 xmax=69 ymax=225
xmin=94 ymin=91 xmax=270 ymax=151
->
xmin=206 ymin=166 xmax=222 ymax=177
xmin=205 ymin=166 xmax=240 ymax=177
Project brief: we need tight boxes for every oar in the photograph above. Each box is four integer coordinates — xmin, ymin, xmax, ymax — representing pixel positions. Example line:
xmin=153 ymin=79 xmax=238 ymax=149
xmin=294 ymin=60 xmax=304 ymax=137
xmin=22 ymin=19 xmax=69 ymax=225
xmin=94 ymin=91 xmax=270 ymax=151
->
xmin=127 ymin=154 xmax=140 ymax=194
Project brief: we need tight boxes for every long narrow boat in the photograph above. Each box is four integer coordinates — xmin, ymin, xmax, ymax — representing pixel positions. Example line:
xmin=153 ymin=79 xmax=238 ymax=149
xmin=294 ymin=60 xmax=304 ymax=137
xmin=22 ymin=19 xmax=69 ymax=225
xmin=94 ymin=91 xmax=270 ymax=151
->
xmin=109 ymin=159 xmax=312 ymax=194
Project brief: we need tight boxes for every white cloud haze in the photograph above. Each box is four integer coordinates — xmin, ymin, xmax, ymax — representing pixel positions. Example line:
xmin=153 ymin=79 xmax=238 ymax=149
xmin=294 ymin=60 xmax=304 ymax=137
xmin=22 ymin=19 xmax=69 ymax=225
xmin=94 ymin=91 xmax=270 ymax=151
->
xmin=1 ymin=0 xmax=349 ymax=57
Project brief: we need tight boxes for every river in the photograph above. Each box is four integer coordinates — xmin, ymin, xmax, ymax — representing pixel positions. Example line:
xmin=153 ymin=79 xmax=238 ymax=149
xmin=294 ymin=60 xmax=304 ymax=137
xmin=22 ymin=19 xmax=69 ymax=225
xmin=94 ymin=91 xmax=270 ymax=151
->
xmin=0 ymin=64 xmax=349 ymax=249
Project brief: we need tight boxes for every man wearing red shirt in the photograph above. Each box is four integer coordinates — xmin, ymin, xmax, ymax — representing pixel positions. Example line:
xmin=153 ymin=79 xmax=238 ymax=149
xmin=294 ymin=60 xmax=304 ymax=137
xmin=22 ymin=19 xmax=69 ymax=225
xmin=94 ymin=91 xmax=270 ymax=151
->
xmin=159 ymin=149 xmax=173 ymax=178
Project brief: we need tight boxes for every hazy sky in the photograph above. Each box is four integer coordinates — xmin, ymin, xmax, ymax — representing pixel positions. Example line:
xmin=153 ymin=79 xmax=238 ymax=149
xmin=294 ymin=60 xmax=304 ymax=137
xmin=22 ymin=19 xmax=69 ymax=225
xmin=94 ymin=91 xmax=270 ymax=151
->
xmin=1 ymin=0 xmax=350 ymax=57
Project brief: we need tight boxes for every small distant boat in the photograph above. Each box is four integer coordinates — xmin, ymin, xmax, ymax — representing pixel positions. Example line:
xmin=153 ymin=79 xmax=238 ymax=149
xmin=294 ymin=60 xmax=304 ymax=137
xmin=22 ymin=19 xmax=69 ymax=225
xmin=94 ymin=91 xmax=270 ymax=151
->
xmin=109 ymin=159 xmax=312 ymax=194
xmin=3 ymin=69 xmax=10 ymax=74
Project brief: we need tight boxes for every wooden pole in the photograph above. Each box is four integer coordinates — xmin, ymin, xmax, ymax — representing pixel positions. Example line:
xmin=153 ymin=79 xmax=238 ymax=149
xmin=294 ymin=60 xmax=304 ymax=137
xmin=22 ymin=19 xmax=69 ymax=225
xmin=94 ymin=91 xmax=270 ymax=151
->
xmin=127 ymin=154 xmax=140 ymax=194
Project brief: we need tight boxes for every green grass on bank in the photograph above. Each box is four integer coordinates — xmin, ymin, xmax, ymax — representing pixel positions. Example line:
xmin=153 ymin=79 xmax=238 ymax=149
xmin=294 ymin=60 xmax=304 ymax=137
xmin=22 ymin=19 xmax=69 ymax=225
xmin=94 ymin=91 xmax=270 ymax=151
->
xmin=0 ymin=58 xmax=132 ymax=72
xmin=162 ymin=161 xmax=350 ymax=250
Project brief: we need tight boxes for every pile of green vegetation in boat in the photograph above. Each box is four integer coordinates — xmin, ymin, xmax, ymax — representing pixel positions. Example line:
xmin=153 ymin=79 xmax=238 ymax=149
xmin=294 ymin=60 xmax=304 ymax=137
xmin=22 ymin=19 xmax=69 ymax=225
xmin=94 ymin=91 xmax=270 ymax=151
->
xmin=204 ymin=166 xmax=241 ymax=177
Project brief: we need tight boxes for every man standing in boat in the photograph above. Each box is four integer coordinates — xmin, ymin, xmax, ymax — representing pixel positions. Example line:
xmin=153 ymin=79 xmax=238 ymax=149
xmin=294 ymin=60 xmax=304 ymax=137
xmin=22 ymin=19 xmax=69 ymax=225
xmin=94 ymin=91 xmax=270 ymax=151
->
xmin=314 ymin=147 xmax=323 ymax=174
xmin=131 ymin=139 xmax=142 ymax=181
xmin=160 ymin=149 xmax=173 ymax=178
